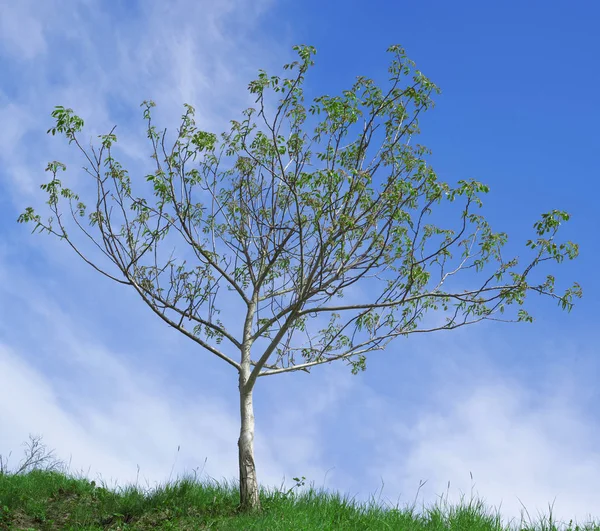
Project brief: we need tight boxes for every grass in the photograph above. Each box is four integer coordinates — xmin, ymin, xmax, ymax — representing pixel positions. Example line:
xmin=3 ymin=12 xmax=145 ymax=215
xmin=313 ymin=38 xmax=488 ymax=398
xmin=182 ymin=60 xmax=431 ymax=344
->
xmin=0 ymin=437 xmax=599 ymax=530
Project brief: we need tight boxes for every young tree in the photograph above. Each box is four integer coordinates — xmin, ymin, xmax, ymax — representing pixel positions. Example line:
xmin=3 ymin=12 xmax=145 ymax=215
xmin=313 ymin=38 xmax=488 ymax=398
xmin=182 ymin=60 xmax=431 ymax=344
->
xmin=18 ymin=45 xmax=581 ymax=512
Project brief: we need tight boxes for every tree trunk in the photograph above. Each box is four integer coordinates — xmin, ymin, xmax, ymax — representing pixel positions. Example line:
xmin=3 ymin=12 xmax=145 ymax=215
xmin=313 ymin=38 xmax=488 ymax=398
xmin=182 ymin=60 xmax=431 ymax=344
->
xmin=238 ymin=368 xmax=260 ymax=512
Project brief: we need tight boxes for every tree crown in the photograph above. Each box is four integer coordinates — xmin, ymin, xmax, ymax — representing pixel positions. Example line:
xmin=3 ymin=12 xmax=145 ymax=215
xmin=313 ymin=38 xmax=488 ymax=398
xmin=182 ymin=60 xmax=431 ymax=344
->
xmin=18 ymin=44 xmax=582 ymax=383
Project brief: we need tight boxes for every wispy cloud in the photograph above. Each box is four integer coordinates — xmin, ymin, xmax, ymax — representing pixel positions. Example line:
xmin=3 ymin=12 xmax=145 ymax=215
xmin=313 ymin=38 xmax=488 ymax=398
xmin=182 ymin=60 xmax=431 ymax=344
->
xmin=1 ymin=0 xmax=285 ymax=209
xmin=0 ymin=247 xmax=342 ymax=494
xmin=0 ymin=0 xmax=319 ymax=495
xmin=352 ymin=332 xmax=600 ymax=527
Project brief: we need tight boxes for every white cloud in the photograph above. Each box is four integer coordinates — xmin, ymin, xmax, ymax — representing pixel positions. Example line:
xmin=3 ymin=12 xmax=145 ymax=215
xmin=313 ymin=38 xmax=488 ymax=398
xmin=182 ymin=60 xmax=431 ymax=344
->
xmin=359 ymin=345 xmax=600 ymax=529
xmin=0 ymin=102 xmax=34 ymax=157
xmin=0 ymin=0 xmax=320 ymax=498
xmin=0 ymin=1 xmax=48 ymax=60
xmin=0 ymin=240 xmax=348 ymax=497
xmin=2 ymin=0 xmax=288 ymax=213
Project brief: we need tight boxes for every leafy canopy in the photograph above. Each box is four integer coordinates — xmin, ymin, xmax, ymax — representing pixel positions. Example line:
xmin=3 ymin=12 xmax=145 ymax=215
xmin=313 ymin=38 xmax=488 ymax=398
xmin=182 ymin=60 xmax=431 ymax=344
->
xmin=18 ymin=45 xmax=581 ymax=380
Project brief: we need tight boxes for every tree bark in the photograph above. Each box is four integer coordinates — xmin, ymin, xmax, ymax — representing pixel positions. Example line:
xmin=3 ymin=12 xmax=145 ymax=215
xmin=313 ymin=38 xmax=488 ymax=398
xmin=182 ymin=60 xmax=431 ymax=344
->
xmin=238 ymin=367 xmax=260 ymax=512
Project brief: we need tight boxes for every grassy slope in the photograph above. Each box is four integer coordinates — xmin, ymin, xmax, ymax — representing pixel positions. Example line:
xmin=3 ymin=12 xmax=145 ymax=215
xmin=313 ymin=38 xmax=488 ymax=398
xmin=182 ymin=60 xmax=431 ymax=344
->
xmin=1 ymin=468 xmax=599 ymax=530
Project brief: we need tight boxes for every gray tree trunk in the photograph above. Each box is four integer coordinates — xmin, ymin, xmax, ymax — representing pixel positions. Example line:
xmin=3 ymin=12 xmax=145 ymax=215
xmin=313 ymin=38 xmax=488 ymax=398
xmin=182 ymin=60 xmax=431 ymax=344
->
xmin=238 ymin=365 xmax=260 ymax=511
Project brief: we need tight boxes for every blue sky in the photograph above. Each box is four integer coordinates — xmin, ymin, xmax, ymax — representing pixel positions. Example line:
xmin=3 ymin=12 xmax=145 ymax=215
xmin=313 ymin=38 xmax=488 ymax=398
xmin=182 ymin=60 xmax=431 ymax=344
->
xmin=1 ymin=0 xmax=598 ymax=527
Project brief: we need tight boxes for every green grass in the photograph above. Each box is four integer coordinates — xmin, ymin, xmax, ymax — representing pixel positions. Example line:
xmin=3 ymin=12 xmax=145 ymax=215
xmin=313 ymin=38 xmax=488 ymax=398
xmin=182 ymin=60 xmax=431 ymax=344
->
xmin=0 ymin=439 xmax=599 ymax=530
xmin=1 ymin=469 xmax=599 ymax=530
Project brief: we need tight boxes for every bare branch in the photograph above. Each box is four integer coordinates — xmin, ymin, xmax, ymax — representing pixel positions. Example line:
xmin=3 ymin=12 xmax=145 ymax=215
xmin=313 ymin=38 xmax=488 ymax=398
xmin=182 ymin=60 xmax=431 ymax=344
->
xmin=0 ymin=434 xmax=66 ymax=476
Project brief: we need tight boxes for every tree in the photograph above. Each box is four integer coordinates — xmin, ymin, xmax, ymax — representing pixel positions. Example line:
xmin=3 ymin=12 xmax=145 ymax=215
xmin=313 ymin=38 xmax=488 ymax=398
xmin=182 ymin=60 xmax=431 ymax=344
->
xmin=0 ymin=434 xmax=66 ymax=477
xmin=17 ymin=44 xmax=581 ymax=512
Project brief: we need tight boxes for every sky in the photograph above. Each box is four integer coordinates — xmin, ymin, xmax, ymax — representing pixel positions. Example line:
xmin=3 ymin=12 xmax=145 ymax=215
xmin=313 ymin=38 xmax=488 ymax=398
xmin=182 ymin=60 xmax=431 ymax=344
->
xmin=1 ymin=0 xmax=599 ymax=528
